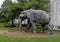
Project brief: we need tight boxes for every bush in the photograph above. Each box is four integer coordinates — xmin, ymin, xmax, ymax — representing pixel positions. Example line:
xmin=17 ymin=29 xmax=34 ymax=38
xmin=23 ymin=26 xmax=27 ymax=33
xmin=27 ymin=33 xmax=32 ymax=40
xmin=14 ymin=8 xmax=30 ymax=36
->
xmin=4 ymin=22 xmax=11 ymax=27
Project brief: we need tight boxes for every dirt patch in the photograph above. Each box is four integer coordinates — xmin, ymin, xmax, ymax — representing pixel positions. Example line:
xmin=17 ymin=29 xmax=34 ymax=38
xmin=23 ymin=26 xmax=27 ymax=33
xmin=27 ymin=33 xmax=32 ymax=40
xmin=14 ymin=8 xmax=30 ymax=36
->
xmin=0 ymin=30 xmax=57 ymax=37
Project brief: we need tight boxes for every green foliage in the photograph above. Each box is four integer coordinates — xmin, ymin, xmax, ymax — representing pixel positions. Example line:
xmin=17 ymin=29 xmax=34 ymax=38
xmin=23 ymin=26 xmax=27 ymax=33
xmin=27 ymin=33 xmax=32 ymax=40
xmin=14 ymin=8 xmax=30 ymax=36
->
xmin=1 ymin=0 xmax=13 ymax=21
xmin=3 ymin=22 xmax=12 ymax=27
xmin=1 ymin=0 xmax=21 ymax=22
xmin=0 ymin=0 xmax=50 ymax=22
xmin=0 ymin=23 xmax=16 ymax=30
xmin=0 ymin=22 xmax=11 ymax=27
xmin=17 ymin=0 xmax=50 ymax=11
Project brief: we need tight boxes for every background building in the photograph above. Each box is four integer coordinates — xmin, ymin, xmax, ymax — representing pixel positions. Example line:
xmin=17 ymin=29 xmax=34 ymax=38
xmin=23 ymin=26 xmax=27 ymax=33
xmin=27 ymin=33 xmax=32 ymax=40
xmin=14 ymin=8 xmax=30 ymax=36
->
xmin=50 ymin=0 xmax=60 ymax=30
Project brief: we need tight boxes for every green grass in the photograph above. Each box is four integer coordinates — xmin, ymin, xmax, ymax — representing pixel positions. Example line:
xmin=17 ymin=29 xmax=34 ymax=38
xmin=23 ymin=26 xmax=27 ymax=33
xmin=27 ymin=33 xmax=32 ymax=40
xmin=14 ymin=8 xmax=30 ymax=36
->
xmin=0 ymin=23 xmax=17 ymax=30
xmin=0 ymin=23 xmax=60 ymax=42
xmin=0 ymin=28 xmax=60 ymax=42
xmin=0 ymin=34 xmax=60 ymax=42
xmin=0 ymin=27 xmax=16 ymax=30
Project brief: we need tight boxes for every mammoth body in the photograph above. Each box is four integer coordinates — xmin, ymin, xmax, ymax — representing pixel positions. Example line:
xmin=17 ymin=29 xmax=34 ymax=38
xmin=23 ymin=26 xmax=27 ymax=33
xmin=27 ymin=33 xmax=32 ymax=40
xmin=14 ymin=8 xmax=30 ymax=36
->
xmin=19 ymin=9 xmax=50 ymax=26
xmin=26 ymin=10 xmax=50 ymax=25
xmin=19 ymin=9 xmax=53 ymax=34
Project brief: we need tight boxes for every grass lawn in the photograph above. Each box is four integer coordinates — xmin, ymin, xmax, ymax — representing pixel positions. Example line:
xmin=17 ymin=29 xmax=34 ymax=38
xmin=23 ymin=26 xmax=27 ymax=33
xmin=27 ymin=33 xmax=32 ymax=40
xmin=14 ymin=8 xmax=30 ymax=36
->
xmin=0 ymin=28 xmax=60 ymax=42
xmin=0 ymin=33 xmax=60 ymax=42
xmin=0 ymin=23 xmax=17 ymax=30
xmin=0 ymin=23 xmax=60 ymax=42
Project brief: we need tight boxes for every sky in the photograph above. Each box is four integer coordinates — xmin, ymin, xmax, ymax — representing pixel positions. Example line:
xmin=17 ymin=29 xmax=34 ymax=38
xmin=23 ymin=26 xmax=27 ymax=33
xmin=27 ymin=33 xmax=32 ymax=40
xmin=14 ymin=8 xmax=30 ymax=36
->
xmin=0 ymin=0 xmax=4 ymax=8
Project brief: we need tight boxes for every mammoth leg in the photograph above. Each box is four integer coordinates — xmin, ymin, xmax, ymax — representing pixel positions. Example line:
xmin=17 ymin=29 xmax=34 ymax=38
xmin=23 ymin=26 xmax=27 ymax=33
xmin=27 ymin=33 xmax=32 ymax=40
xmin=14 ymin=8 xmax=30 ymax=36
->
xmin=17 ymin=17 xmax=22 ymax=30
xmin=40 ymin=24 xmax=46 ymax=33
xmin=25 ymin=22 xmax=32 ymax=32
xmin=27 ymin=18 xmax=37 ymax=33
xmin=32 ymin=22 xmax=37 ymax=33
xmin=27 ymin=15 xmax=37 ymax=33
xmin=46 ymin=25 xmax=53 ymax=34
xmin=18 ymin=21 xmax=24 ymax=31
xmin=30 ymin=20 xmax=37 ymax=33
xmin=16 ymin=24 xmax=19 ymax=28
xmin=18 ymin=23 xmax=22 ymax=29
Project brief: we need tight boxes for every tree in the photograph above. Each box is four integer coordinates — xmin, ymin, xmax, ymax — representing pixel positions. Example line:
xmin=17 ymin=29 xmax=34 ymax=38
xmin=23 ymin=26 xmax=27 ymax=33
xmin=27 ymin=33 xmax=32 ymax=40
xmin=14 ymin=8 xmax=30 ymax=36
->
xmin=1 ymin=0 xmax=21 ymax=22
xmin=1 ymin=0 xmax=13 ymax=21
xmin=17 ymin=0 xmax=50 ymax=12
xmin=0 ymin=0 xmax=50 ymax=23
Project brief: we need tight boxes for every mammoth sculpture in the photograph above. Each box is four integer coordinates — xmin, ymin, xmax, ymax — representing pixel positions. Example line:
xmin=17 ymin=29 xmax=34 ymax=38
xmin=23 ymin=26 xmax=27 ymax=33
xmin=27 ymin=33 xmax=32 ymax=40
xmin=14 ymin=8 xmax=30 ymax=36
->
xmin=18 ymin=9 xmax=53 ymax=34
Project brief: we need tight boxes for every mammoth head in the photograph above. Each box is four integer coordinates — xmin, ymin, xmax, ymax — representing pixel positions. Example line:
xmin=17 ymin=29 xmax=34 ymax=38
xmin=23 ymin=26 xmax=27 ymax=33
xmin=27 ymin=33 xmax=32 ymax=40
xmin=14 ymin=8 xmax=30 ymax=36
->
xmin=19 ymin=11 xmax=27 ymax=19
